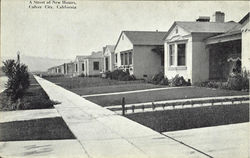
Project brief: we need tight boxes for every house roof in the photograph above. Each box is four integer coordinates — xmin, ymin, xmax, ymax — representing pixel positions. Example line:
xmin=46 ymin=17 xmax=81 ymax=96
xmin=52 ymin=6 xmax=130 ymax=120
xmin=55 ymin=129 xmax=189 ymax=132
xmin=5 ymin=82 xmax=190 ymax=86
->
xmin=75 ymin=55 xmax=88 ymax=61
xmin=239 ymin=12 xmax=250 ymax=24
xmin=206 ymin=24 xmax=242 ymax=40
xmin=205 ymin=12 xmax=250 ymax=42
xmin=90 ymin=51 xmax=103 ymax=58
xmin=164 ymin=21 xmax=240 ymax=39
xmin=123 ymin=31 xmax=167 ymax=45
xmin=105 ymin=45 xmax=115 ymax=52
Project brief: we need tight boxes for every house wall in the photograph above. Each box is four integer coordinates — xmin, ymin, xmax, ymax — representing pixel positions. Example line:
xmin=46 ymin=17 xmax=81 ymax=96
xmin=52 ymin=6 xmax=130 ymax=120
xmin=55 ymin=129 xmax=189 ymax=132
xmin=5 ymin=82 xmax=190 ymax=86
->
xmin=66 ymin=63 xmax=75 ymax=76
xmin=114 ymin=32 xmax=133 ymax=67
xmin=242 ymin=20 xmax=250 ymax=74
xmin=133 ymin=45 xmax=163 ymax=79
xmin=165 ymin=30 xmax=216 ymax=83
xmin=164 ymin=25 xmax=192 ymax=81
xmin=86 ymin=58 xmax=104 ymax=76
xmin=103 ymin=48 xmax=115 ymax=72
xmin=191 ymin=33 xmax=211 ymax=83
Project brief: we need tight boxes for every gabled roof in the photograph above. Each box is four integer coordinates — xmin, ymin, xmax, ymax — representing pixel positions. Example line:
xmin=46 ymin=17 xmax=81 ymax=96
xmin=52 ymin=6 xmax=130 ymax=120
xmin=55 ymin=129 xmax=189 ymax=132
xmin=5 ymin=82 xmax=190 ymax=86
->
xmin=239 ymin=12 xmax=249 ymax=24
xmin=123 ymin=31 xmax=167 ymax=45
xmin=164 ymin=21 xmax=240 ymax=39
xmin=105 ymin=45 xmax=115 ymax=52
xmin=114 ymin=31 xmax=167 ymax=50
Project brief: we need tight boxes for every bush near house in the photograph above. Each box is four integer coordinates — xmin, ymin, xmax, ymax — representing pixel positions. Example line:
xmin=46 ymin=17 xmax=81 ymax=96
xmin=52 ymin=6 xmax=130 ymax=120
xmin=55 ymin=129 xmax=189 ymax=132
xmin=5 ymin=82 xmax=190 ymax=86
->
xmin=149 ymin=73 xmax=190 ymax=86
xmin=198 ymin=70 xmax=249 ymax=91
xmin=105 ymin=69 xmax=136 ymax=81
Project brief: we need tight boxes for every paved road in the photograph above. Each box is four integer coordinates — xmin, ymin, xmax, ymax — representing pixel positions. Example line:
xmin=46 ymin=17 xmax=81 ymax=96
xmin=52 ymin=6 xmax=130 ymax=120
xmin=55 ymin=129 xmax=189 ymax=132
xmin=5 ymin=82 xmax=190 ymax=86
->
xmin=32 ymin=76 xmax=209 ymax=158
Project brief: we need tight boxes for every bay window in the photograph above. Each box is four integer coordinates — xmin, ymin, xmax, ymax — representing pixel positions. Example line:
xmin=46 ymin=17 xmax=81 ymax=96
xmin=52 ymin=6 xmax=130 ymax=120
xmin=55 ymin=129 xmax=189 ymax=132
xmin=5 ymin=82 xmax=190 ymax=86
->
xmin=168 ymin=43 xmax=186 ymax=67
xmin=169 ymin=44 xmax=175 ymax=66
xmin=177 ymin=44 xmax=186 ymax=66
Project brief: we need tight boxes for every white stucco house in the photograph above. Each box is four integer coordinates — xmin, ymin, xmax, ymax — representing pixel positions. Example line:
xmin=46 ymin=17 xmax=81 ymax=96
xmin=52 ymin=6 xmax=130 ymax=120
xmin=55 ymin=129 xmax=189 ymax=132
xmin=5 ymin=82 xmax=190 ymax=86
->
xmin=74 ymin=51 xmax=104 ymax=77
xmin=164 ymin=11 xmax=249 ymax=84
xmin=103 ymin=45 xmax=115 ymax=72
xmin=114 ymin=31 xmax=167 ymax=79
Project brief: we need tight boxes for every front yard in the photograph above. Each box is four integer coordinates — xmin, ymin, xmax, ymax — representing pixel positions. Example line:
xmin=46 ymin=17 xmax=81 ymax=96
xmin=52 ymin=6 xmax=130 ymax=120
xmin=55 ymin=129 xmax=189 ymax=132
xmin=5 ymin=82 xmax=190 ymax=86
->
xmin=44 ymin=76 xmax=165 ymax=95
xmin=126 ymin=103 xmax=249 ymax=132
xmin=86 ymin=86 xmax=248 ymax=107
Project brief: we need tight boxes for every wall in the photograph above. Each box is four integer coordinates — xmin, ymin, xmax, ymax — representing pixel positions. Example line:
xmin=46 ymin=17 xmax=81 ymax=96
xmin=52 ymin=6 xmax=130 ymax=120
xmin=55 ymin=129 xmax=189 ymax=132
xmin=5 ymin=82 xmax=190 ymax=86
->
xmin=103 ymin=47 xmax=115 ymax=72
xmin=66 ymin=63 xmax=75 ymax=76
xmin=87 ymin=58 xmax=104 ymax=76
xmin=114 ymin=32 xmax=133 ymax=67
xmin=133 ymin=45 xmax=162 ymax=79
xmin=242 ymin=20 xmax=250 ymax=74
xmin=164 ymin=25 xmax=192 ymax=81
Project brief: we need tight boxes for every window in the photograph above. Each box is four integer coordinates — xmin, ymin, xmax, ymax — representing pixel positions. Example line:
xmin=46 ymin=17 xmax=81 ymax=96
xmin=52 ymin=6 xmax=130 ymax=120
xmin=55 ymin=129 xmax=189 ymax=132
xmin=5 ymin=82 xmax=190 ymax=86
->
xmin=169 ymin=44 xmax=175 ymax=66
xmin=93 ymin=62 xmax=99 ymax=70
xmin=176 ymin=28 xmax=178 ymax=34
xmin=129 ymin=52 xmax=132 ymax=65
xmin=82 ymin=63 xmax=84 ymax=71
xmin=121 ymin=53 xmax=124 ymax=65
xmin=125 ymin=53 xmax=128 ymax=65
xmin=177 ymin=44 xmax=186 ymax=66
xmin=75 ymin=64 xmax=78 ymax=72
xmin=115 ymin=54 xmax=118 ymax=63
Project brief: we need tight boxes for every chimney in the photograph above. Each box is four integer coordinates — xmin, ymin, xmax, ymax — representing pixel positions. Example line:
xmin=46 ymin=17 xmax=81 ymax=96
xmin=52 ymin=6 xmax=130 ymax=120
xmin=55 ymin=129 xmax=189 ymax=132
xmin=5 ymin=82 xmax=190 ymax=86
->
xmin=213 ymin=11 xmax=225 ymax=23
xmin=196 ymin=16 xmax=210 ymax=22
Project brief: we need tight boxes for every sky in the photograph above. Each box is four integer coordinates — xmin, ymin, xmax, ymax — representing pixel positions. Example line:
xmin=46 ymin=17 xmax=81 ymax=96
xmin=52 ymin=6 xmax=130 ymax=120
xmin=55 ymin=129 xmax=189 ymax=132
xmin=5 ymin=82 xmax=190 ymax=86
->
xmin=1 ymin=0 xmax=249 ymax=60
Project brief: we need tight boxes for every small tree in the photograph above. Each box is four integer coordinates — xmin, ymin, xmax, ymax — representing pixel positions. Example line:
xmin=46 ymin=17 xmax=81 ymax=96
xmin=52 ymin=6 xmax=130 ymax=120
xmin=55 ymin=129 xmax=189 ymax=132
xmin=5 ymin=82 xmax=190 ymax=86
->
xmin=2 ymin=59 xmax=30 ymax=101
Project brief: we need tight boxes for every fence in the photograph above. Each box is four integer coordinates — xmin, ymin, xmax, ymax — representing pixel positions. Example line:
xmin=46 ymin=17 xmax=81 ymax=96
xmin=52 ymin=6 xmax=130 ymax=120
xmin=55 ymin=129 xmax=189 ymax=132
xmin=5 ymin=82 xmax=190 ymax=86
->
xmin=111 ymin=96 xmax=250 ymax=115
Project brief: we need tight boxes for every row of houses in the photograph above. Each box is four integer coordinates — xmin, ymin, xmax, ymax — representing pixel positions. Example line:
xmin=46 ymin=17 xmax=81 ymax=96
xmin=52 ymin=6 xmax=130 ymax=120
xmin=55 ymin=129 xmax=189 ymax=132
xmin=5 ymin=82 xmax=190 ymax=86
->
xmin=48 ymin=11 xmax=250 ymax=84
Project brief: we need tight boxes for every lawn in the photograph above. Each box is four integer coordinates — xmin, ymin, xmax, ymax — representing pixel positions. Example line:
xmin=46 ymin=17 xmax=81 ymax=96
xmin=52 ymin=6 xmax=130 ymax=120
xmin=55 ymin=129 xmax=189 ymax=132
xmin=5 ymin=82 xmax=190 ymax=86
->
xmin=0 ymin=75 xmax=55 ymax=111
xmin=126 ymin=103 xmax=249 ymax=132
xmin=0 ymin=117 xmax=75 ymax=141
xmin=86 ymin=86 xmax=248 ymax=107
xmin=44 ymin=76 xmax=165 ymax=95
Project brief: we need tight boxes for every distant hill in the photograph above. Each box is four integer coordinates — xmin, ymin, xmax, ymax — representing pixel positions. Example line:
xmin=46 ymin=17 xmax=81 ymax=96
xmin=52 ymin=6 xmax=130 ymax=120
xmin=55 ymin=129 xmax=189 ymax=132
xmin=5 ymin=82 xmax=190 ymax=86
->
xmin=1 ymin=55 xmax=72 ymax=72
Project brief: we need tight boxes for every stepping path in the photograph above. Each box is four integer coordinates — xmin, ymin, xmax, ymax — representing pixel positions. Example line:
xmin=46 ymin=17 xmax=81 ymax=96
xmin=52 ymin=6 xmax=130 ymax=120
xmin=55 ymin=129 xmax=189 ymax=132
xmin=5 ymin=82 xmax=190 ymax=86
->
xmin=33 ymin=76 xmax=210 ymax=158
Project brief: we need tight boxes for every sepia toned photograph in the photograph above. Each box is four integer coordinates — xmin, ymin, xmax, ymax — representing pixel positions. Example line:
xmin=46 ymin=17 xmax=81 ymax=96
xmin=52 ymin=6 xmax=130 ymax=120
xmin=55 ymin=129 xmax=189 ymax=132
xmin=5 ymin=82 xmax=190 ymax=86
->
xmin=0 ymin=0 xmax=249 ymax=157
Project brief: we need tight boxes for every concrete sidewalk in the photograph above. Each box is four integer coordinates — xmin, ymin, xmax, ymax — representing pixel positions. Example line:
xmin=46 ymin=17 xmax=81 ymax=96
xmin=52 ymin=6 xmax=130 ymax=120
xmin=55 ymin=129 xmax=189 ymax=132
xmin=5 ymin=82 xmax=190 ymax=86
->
xmin=33 ymin=76 xmax=210 ymax=158
xmin=164 ymin=122 xmax=250 ymax=158
xmin=0 ymin=140 xmax=88 ymax=158
xmin=0 ymin=109 xmax=60 ymax=123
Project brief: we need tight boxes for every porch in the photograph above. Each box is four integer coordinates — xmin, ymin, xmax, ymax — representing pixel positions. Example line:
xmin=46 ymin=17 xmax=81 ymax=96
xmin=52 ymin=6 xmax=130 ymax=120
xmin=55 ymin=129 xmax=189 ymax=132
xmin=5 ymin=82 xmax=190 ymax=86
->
xmin=206 ymin=39 xmax=241 ymax=81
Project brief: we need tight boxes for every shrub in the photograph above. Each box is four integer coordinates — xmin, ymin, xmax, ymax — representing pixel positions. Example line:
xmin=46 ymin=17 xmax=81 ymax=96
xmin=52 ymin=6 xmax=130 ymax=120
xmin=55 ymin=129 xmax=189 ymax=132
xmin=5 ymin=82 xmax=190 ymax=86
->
xmin=159 ymin=77 xmax=169 ymax=85
xmin=227 ymin=72 xmax=249 ymax=91
xmin=2 ymin=60 xmax=30 ymax=101
xmin=151 ymin=72 xmax=164 ymax=84
xmin=79 ymin=73 xmax=85 ymax=77
xmin=109 ymin=69 xmax=135 ymax=81
xmin=169 ymin=75 xmax=190 ymax=87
